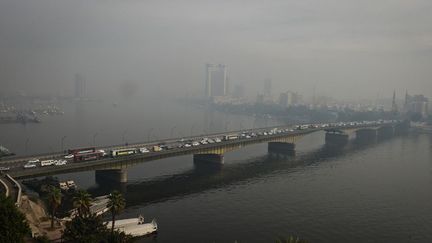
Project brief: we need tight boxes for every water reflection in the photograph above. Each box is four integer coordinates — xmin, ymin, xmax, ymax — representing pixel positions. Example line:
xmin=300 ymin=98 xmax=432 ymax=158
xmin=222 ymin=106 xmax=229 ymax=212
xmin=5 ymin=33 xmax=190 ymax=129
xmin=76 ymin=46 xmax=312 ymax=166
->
xmin=88 ymin=140 xmax=377 ymax=207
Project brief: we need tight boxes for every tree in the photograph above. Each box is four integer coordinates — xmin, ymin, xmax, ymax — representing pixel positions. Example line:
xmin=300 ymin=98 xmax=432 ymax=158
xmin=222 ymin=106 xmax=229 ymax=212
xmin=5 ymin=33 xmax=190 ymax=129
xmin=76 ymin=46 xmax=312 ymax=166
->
xmin=63 ymin=213 xmax=108 ymax=242
xmin=72 ymin=190 xmax=92 ymax=218
xmin=47 ymin=186 xmax=62 ymax=228
xmin=275 ymin=236 xmax=309 ymax=243
xmin=62 ymin=213 xmax=133 ymax=243
xmin=0 ymin=194 xmax=31 ymax=243
xmin=107 ymin=190 xmax=126 ymax=235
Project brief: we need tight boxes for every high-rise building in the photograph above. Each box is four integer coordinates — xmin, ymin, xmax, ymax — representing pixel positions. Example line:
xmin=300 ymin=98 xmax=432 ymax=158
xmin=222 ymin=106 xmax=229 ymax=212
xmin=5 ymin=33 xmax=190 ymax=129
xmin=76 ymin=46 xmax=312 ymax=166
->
xmin=205 ymin=64 xmax=228 ymax=98
xmin=263 ymin=79 xmax=272 ymax=97
xmin=74 ymin=73 xmax=86 ymax=99
xmin=404 ymin=92 xmax=429 ymax=117
xmin=279 ymin=91 xmax=301 ymax=107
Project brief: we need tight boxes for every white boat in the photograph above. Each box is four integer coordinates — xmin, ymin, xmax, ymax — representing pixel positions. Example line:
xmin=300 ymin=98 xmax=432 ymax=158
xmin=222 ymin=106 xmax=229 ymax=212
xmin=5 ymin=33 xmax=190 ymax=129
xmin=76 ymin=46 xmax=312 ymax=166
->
xmin=106 ymin=215 xmax=157 ymax=237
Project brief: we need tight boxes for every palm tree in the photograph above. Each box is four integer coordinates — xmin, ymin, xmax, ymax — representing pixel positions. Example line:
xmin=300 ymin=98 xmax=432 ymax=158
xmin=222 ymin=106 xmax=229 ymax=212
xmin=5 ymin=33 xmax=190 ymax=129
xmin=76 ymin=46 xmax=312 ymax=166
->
xmin=275 ymin=236 xmax=309 ymax=243
xmin=72 ymin=190 xmax=92 ymax=218
xmin=47 ymin=186 xmax=62 ymax=228
xmin=107 ymin=190 xmax=126 ymax=234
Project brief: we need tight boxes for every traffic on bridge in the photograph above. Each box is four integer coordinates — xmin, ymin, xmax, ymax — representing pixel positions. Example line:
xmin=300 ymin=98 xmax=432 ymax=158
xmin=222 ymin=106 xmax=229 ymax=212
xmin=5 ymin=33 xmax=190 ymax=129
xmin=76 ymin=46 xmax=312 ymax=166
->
xmin=0 ymin=119 xmax=401 ymax=180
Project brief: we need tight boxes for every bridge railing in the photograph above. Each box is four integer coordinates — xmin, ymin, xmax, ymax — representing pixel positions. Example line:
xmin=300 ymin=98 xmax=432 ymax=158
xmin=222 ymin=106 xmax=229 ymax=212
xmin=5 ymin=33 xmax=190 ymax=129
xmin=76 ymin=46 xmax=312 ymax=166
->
xmin=0 ymin=176 xmax=9 ymax=197
xmin=6 ymin=174 xmax=22 ymax=207
xmin=1 ymin=121 xmax=401 ymax=164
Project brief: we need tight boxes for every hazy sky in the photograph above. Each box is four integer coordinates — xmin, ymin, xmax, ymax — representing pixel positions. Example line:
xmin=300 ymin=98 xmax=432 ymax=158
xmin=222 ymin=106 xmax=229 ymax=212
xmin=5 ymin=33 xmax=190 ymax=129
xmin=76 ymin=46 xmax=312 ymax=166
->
xmin=1 ymin=0 xmax=431 ymax=99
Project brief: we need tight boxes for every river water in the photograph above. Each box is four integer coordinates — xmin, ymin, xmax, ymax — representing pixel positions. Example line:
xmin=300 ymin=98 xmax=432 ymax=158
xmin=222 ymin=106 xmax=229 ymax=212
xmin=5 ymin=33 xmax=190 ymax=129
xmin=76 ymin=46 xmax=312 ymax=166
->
xmin=2 ymin=99 xmax=432 ymax=242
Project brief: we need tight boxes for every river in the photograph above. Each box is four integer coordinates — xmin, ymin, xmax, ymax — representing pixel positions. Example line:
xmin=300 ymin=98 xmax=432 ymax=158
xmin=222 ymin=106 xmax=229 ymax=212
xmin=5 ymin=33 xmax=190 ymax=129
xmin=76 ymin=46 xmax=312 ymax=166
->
xmin=1 ymin=99 xmax=431 ymax=242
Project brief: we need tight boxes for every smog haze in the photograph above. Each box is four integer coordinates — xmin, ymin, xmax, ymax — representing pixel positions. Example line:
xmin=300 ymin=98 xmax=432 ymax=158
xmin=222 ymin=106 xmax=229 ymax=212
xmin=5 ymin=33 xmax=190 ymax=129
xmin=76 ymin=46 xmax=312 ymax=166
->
xmin=1 ymin=0 xmax=432 ymax=99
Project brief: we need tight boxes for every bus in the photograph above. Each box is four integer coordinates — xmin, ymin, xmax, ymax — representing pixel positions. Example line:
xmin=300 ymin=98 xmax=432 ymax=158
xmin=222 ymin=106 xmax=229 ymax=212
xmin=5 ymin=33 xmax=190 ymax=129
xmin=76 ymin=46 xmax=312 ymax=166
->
xmin=68 ymin=147 xmax=96 ymax=155
xmin=40 ymin=160 xmax=55 ymax=166
xmin=110 ymin=148 xmax=137 ymax=157
xmin=224 ymin=134 xmax=239 ymax=141
xmin=74 ymin=151 xmax=104 ymax=162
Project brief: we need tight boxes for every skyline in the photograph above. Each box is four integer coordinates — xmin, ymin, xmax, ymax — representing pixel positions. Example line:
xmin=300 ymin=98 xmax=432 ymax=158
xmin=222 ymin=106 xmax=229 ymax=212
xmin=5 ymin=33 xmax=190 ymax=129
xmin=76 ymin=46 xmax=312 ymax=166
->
xmin=1 ymin=0 xmax=432 ymax=99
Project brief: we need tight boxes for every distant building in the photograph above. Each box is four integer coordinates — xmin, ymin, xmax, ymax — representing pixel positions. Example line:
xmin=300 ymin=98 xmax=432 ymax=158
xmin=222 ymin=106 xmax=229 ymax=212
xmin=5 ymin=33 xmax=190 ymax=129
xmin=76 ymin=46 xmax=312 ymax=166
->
xmin=391 ymin=90 xmax=398 ymax=114
xmin=232 ymin=83 xmax=245 ymax=98
xmin=256 ymin=93 xmax=264 ymax=104
xmin=263 ymin=79 xmax=272 ymax=98
xmin=404 ymin=92 xmax=429 ymax=117
xmin=74 ymin=73 xmax=86 ymax=99
xmin=278 ymin=91 xmax=301 ymax=107
xmin=205 ymin=64 xmax=228 ymax=98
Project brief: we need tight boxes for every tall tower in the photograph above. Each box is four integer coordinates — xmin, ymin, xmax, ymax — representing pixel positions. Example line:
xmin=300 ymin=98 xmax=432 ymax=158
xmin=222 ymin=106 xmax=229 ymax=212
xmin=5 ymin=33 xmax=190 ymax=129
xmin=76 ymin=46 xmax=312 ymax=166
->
xmin=391 ymin=90 xmax=398 ymax=113
xmin=74 ymin=73 xmax=86 ymax=99
xmin=205 ymin=64 xmax=228 ymax=98
xmin=263 ymin=79 xmax=272 ymax=97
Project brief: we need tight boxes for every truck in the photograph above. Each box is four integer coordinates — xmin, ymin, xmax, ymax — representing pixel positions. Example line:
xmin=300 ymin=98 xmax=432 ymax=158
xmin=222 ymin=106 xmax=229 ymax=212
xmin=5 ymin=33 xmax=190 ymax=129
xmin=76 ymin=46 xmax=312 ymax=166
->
xmin=110 ymin=148 xmax=137 ymax=157
xmin=74 ymin=151 xmax=104 ymax=162
xmin=68 ymin=147 xmax=96 ymax=155
xmin=152 ymin=146 xmax=162 ymax=152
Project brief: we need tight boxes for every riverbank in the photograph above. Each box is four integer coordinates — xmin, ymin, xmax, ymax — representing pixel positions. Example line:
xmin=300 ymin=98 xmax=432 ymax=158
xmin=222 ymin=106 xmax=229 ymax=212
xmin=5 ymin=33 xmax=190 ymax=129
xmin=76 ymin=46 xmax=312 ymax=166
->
xmin=19 ymin=195 xmax=64 ymax=241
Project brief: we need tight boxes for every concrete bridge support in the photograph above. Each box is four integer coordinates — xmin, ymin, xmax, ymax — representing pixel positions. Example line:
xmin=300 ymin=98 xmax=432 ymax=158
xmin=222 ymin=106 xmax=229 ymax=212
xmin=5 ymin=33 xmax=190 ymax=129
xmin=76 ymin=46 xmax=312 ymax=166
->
xmin=325 ymin=132 xmax=349 ymax=147
xmin=355 ymin=129 xmax=377 ymax=144
xmin=268 ymin=142 xmax=295 ymax=156
xmin=193 ymin=154 xmax=224 ymax=165
xmin=394 ymin=121 xmax=410 ymax=135
xmin=95 ymin=168 xmax=128 ymax=184
xmin=377 ymin=126 xmax=394 ymax=140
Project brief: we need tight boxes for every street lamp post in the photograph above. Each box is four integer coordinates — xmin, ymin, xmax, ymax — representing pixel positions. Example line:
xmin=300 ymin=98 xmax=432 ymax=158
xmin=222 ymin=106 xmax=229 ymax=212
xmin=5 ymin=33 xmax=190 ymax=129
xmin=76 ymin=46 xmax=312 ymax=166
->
xmin=190 ymin=124 xmax=195 ymax=137
xmin=93 ymin=132 xmax=98 ymax=146
xmin=147 ymin=128 xmax=154 ymax=142
xmin=122 ymin=130 xmax=127 ymax=145
xmin=224 ymin=121 xmax=230 ymax=131
xmin=170 ymin=126 xmax=176 ymax=138
xmin=25 ymin=138 xmax=29 ymax=155
xmin=61 ymin=136 xmax=67 ymax=153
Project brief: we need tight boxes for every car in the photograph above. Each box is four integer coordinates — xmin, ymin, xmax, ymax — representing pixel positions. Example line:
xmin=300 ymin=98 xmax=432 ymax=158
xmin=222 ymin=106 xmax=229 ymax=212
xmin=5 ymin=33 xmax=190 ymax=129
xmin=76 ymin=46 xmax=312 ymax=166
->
xmin=184 ymin=143 xmax=192 ymax=148
xmin=215 ymin=138 xmax=222 ymax=143
xmin=66 ymin=180 xmax=77 ymax=190
xmin=0 ymin=167 xmax=10 ymax=171
xmin=55 ymin=160 xmax=67 ymax=166
xmin=24 ymin=163 xmax=37 ymax=169
xmin=28 ymin=158 xmax=40 ymax=163
xmin=192 ymin=141 xmax=200 ymax=146
xmin=139 ymin=147 xmax=150 ymax=153
xmin=97 ymin=149 xmax=107 ymax=157
xmin=64 ymin=154 xmax=74 ymax=159
xmin=59 ymin=182 xmax=68 ymax=191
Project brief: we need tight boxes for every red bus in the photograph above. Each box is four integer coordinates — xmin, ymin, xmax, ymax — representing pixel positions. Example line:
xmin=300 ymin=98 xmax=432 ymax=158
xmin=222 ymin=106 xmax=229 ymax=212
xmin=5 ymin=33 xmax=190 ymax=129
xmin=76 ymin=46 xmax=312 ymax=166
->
xmin=68 ymin=147 xmax=96 ymax=155
xmin=73 ymin=151 xmax=103 ymax=162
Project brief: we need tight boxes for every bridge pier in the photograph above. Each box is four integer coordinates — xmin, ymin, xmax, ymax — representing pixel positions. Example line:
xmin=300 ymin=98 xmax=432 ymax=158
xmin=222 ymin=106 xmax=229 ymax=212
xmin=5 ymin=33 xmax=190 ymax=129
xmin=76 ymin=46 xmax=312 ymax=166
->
xmin=95 ymin=168 xmax=128 ymax=184
xmin=325 ymin=132 xmax=349 ymax=147
xmin=268 ymin=142 xmax=295 ymax=156
xmin=355 ymin=129 xmax=377 ymax=144
xmin=377 ymin=125 xmax=394 ymax=140
xmin=193 ymin=154 xmax=224 ymax=165
xmin=394 ymin=121 xmax=410 ymax=135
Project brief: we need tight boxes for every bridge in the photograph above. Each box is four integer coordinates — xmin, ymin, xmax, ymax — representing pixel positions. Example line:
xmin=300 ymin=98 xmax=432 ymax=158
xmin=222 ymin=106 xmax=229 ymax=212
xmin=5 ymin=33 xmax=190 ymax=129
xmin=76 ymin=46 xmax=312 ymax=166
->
xmin=0 ymin=120 xmax=409 ymax=183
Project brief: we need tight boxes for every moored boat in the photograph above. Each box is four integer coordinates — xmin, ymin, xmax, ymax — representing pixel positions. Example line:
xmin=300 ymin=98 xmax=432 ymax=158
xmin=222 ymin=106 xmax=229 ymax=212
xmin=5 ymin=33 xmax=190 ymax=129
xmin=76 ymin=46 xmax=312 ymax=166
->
xmin=106 ymin=215 xmax=157 ymax=237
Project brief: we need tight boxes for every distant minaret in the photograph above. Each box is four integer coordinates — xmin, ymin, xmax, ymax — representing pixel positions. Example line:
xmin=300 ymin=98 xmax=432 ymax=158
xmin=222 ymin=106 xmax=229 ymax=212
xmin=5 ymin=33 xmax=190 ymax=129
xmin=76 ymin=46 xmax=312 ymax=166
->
xmin=404 ymin=90 xmax=409 ymax=108
xmin=391 ymin=90 xmax=398 ymax=113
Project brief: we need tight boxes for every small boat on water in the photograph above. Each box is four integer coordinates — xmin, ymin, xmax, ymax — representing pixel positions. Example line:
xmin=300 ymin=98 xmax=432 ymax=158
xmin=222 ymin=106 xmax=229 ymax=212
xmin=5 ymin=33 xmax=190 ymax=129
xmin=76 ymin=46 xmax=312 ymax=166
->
xmin=106 ymin=215 xmax=157 ymax=237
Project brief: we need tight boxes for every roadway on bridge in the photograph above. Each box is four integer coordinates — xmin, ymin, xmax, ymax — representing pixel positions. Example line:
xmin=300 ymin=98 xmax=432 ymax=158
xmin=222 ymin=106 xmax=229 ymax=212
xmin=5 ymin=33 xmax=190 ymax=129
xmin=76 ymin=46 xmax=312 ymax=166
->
xmin=1 ymin=121 xmax=397 ymax=179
